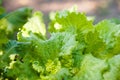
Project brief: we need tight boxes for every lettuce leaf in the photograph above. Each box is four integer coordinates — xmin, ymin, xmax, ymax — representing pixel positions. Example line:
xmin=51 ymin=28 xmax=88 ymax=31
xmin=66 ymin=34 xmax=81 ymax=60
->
xmin=72 ymin=54 xmax=107 ymax=80
xmin=103 ymin=54 xmax=120 ymax=80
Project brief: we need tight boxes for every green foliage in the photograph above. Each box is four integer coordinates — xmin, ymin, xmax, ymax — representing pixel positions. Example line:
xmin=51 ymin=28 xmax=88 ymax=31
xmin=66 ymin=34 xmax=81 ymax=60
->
xmin=0 ymin=6 xmax=120 ymax=80
xmin=0 ymin=7 xmax=32 ymax=61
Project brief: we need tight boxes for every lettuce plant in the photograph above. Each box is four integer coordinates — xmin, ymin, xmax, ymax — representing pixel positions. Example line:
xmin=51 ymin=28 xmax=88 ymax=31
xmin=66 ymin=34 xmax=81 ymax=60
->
xmin=0 ymin=7 xmax=120 ymax=80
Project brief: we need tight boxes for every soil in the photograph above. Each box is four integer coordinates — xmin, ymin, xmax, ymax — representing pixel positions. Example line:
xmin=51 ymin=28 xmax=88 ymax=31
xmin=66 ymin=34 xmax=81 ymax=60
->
xmin=2 ymin=0 xmax=120 ymax=25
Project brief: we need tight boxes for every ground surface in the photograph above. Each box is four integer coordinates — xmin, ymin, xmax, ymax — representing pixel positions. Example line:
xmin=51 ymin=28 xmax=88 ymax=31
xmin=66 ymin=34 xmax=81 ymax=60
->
xmin=2 ymin=0 xmax=120 ymax=24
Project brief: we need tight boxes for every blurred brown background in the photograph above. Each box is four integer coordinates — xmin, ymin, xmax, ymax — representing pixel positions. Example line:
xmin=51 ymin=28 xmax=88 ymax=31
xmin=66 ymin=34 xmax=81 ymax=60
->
xmin=2 ymin=0 xmax=120 ymax=24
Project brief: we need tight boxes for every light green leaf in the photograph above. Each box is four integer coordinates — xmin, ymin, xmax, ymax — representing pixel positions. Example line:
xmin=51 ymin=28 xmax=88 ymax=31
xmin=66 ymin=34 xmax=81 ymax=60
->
xmin=73 ymin=54 xmax=108 ymax=80
xmin=103 ymin=54 xmax=120 ymax=80
xmin=18 ymin=12 xmax=46 ymax=41
xmin=49 ymin=9 xmax=93 ymax=33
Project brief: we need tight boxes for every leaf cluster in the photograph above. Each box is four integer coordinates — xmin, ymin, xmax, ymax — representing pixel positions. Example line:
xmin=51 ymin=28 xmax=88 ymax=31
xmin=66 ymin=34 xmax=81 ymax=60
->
xmin=0 ymin=6 xmax=120 ymax=80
